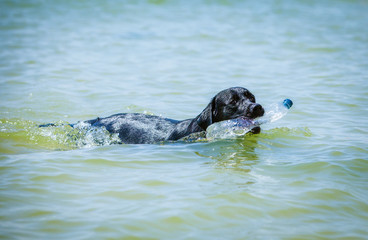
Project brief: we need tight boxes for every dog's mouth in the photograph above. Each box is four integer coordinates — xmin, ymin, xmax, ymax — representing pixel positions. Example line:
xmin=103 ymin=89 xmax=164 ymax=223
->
xmin=234 ymin=116 xmax=261 ymax=134
xmin=244 ymin=104 xmax=264 ymax=134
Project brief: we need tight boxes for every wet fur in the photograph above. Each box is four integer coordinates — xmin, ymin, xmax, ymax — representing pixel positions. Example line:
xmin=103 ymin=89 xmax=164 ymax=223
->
xmin=42 ymin=87 xmax=264 ymax=144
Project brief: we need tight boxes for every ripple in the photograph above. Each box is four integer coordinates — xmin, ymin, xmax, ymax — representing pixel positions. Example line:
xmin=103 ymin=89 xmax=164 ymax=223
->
xmin=96 ymin=190 xmax=160 ymax=201
xmin=30 ymin=173 xmax=81 ymax=183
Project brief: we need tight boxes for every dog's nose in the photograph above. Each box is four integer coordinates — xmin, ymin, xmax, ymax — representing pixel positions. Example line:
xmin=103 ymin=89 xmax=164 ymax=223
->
xmin=250 ymin=104 xmax=264 ymax=118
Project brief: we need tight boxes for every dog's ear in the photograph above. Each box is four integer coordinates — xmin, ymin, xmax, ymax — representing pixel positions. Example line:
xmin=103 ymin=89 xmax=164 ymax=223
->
xmin=197 ymin=97 xmax=217 ymax=130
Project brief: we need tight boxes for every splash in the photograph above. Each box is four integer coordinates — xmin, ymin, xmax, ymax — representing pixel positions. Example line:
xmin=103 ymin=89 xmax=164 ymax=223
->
xmin=0 ymin=119 xmax=122 ymax=151
xmin=70 ymin=121 xmax=122 ymax=148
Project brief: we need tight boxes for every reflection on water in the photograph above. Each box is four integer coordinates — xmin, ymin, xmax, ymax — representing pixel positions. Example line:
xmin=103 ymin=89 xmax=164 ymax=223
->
xmin=197 ymin=137 xmax=259 ymax=170
xmin=197 ymin=127 xmax=312 ymax=170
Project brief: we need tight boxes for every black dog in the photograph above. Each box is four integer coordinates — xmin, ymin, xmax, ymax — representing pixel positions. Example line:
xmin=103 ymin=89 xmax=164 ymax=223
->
xmin=41 ymin=87 xmax=264 ymax=144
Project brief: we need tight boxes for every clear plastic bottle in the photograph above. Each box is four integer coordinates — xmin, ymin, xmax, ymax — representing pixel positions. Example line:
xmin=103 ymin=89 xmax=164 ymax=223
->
xmin=206 ymin=99 xmax=293 ymax=139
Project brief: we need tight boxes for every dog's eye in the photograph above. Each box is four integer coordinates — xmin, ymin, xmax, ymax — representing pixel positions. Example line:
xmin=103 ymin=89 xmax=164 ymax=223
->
xmin=245 ymin=93 xmax=256 ymax=103
xmin=229 ymin=99 xmax=237 ymax=105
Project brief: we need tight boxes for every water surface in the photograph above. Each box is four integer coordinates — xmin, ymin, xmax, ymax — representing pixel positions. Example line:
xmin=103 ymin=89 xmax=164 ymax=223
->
xmin=1 ymin=0 xmax=368 ymax=239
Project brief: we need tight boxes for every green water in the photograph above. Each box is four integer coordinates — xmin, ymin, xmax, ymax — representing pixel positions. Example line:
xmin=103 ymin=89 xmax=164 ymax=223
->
xmin=1 ymin=0 xmax=368 ymax=239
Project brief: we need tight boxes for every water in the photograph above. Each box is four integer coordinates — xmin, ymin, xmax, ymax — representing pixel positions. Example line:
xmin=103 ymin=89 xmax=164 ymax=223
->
xmin=1 ymin=0 xmax=368 ymax=239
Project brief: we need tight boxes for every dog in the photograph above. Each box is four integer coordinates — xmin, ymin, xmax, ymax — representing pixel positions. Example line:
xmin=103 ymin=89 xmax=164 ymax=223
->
xmin=41 ymin=87 xmax=264 ymax=144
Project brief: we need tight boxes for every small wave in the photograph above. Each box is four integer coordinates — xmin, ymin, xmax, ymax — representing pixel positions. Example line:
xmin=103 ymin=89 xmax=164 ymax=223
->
xmin=1 ymin=118 xmax=311 ymax=151
xmin=260 ymin=127 xmax=313 ymax=139
xmin=0 ymin=118 xmax=121 ymax=151
xmin=70 ymin=121 xmax=122 ymax=148
xmin=177 ymin=127 xmax=312 ymax=146
xmin=35 ymin=121 xmax=122 ymax=150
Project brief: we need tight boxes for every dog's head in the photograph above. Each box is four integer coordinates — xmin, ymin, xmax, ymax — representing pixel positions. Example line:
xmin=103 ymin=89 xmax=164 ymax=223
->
xmin=197 ymin=87 xmax=264 ymax=133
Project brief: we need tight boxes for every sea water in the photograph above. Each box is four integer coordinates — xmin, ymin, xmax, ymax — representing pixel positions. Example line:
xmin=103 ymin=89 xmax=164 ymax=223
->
xmin=1 ymin=1 xmax=368 ymax=239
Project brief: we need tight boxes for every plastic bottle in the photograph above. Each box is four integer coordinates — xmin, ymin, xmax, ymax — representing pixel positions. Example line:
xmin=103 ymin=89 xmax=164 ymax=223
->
xmin=206 ymin=99 xmax=293 ymax=139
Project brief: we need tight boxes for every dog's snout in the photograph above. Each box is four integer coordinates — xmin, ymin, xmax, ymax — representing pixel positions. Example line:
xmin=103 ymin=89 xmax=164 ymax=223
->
xmin=250 ymin=104 xmax=264 ymax=118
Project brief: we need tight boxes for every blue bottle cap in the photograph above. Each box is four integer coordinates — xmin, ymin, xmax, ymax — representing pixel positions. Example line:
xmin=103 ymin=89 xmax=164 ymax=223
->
xmin=283 ymin=99 xmax=293 ymax=109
